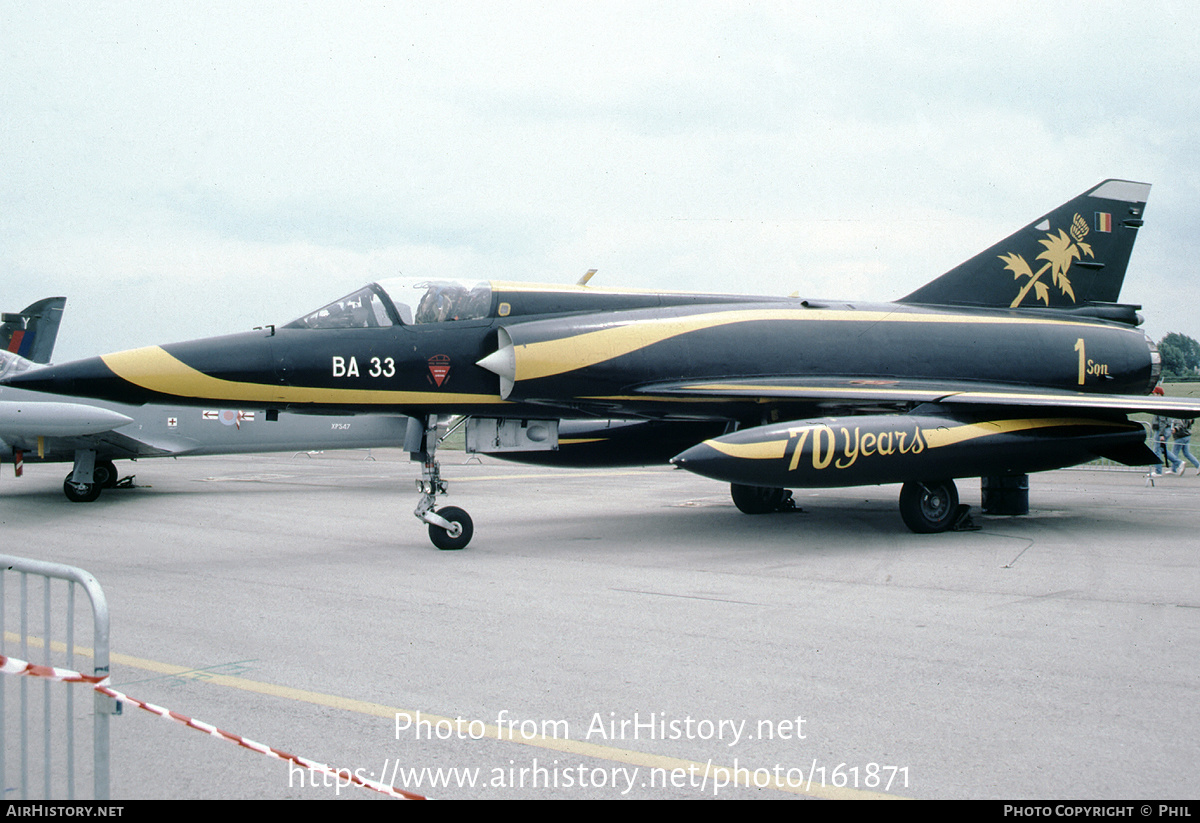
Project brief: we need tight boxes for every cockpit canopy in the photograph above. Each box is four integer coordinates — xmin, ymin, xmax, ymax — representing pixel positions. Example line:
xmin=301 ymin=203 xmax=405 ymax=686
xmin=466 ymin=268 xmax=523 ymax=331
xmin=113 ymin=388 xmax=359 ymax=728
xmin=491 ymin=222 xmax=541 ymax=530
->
xmin=284 ymin=278 xmax=493 ymax=329
xmin=0 ymin=350 xmax=38 ymax=381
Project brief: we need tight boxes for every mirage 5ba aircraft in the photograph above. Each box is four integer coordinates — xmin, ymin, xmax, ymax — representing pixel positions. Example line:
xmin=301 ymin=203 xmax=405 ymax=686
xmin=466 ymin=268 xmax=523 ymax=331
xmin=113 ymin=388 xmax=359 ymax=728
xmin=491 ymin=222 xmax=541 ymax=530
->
xmin=8 ymin=179 xmax=1199 ymax=549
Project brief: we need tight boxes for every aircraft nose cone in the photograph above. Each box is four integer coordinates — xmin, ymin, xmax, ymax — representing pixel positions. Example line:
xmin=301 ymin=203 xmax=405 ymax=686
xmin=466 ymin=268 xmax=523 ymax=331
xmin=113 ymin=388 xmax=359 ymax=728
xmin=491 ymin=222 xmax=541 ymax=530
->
xmin=1 ymin=356 xmax=128 ymax=402
xmin=2 ymin=332 xmax=279 ymax=406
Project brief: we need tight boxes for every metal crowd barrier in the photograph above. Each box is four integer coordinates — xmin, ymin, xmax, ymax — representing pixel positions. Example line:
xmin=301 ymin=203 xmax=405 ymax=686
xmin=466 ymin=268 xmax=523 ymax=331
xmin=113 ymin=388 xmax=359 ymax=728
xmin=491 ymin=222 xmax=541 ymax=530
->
xmin=0 ymin=554 xmax=112 ymax=799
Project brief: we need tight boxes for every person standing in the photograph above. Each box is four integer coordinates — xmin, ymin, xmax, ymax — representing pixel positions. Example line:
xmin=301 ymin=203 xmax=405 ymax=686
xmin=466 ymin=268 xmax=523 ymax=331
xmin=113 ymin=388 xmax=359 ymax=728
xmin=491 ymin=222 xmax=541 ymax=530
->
xmin=1151 ymin=413 xmax=1183 ymax=475
xmin=1170 ymin=417 xmax=1199 ymax=475
xmin=1150 ymin=386 xmax=1182 ymax=475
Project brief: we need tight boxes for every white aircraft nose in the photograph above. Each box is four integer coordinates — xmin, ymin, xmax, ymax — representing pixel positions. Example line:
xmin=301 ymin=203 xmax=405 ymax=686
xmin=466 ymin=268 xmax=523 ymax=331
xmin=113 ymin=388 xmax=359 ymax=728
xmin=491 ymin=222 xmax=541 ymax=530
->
xmin=0 ymin=402 xmax=134 ymax=437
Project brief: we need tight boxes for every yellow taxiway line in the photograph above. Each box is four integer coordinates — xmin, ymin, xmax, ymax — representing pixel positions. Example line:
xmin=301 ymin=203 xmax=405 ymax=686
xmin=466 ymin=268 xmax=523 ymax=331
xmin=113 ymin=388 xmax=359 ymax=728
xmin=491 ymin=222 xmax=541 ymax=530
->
xmin=8 ymin=632 xmax=904 ymax=799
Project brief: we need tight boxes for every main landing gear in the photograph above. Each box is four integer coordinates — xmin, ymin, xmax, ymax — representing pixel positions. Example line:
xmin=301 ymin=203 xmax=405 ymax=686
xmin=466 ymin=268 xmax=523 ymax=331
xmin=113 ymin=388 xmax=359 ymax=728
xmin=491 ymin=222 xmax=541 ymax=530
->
xmin=730 ymin=484 xmax=796 ymax=514
xmin=899 ymin=479 xmax=970 ymax=533
xmin=412 ymin=415 xmax=474 ymax=550
xmin=62 ymin=451 xmax=120 ymax=503
xmin=733 ymin=479 xmax=973 ymax=533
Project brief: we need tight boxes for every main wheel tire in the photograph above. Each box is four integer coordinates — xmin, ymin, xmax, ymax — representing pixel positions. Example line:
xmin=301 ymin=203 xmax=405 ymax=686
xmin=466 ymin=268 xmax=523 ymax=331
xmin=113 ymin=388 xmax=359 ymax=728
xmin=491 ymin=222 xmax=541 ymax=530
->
xmin=429 ymin=506 xmax=473 ymax=550
xmin=899 ymin=479 xmax=959 ymax=533
xmin=94 ymin=460 xmax=119 ymax=489
xmin=731 ymin=484 xmax=786 ymax=514
xmin=63 ymin=473 xmax=102 ymax=503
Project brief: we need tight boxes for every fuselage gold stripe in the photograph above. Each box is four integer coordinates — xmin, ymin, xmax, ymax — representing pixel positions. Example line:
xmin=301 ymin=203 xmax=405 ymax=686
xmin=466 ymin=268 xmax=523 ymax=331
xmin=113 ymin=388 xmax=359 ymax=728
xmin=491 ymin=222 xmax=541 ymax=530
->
xmin=101 ymin=347 xmax=506 ymax=406
xmin=513 ymin=309 xmax=1102 ymax=382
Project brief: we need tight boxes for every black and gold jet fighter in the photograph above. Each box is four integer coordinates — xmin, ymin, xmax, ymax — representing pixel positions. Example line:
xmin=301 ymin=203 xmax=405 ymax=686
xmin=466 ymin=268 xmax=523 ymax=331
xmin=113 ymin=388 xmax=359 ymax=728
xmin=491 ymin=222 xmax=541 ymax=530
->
xmin=8 ymin=179 xmax=1199 ymax=549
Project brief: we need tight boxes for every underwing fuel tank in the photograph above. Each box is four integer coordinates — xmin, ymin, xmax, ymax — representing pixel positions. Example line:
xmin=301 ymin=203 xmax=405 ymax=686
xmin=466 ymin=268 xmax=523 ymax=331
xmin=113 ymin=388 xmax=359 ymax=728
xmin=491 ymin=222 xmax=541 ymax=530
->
xmin=670 ymin=412 xmax=1151 ymax=488
xmin=0 ymin=402 xmax=134 ymax=437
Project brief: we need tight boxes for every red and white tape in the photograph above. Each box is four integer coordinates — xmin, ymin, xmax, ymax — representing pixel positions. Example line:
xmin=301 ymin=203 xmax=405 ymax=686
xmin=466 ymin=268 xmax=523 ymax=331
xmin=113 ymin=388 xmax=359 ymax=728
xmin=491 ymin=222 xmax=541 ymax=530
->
xmin=0 ymin=653 xmax=105 ymax=684
xmin=0 ymin=652 xmax=425 ymax=800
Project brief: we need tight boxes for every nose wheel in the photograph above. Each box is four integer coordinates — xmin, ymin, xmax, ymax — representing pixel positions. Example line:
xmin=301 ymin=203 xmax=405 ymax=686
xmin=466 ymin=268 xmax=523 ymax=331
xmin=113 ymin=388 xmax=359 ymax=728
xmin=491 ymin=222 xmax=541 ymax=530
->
xmin=413 ymin=415 xmax=475 ymax=550
xmin=426 ymin=505 xmax=473 ymax=550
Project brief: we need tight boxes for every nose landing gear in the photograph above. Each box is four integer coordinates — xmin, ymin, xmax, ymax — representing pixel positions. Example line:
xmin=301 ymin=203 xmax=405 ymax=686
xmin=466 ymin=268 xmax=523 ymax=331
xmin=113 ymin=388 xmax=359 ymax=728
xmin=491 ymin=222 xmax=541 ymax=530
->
xmin=412 ymin=415 xmax=474 ymax=550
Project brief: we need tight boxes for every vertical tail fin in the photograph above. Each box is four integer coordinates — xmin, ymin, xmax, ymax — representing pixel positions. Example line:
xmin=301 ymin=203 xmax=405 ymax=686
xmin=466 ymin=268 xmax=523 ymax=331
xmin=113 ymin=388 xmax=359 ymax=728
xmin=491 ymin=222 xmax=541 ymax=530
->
xmin=2 ymin=297 xmax=67 ymax=364
xmin=899 ymin=180 xmax=1150 ymax=310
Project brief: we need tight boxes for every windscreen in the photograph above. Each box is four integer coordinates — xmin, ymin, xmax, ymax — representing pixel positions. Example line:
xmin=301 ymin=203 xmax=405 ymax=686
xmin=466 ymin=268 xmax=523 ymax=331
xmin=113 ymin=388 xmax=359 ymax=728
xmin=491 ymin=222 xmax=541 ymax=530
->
xmin=284 ymin=285 xmax=395 ymax=329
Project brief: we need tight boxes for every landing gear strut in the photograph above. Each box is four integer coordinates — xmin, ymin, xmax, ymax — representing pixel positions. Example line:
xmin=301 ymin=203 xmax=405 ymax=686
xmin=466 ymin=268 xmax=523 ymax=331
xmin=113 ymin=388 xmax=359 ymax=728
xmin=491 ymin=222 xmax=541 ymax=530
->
xmin=63 ymin=449 xmax=102 ymax=503
xmin=412 ymin=415 xmax=474 ymax=550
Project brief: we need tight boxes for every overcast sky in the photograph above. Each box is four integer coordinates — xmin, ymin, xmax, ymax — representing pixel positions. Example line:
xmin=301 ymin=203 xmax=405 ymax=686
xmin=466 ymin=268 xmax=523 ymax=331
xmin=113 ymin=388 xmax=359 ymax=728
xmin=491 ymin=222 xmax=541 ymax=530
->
xmin=3 ymin=1 xmax=1198 ymax=363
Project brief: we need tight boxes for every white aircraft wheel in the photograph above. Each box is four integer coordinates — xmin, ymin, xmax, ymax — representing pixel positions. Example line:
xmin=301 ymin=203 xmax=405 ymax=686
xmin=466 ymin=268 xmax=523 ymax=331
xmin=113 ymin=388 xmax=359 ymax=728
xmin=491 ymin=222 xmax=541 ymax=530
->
xmin=63 ymin=473 xmax=102 ymax=503
xmin=429 ymin=506 xmax=473 ymax=550
xmin=899 ymin=479 xmax=958 ymax=533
